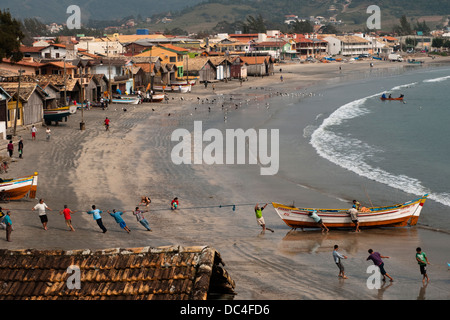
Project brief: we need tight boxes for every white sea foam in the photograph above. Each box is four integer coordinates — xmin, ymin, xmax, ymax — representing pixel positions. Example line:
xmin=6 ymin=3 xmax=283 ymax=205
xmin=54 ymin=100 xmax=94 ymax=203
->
xmin=423 ymin=75 xmax=450 ymax=83
xmin=310 ymin=86 xmax=450 ymax=208
xmin=391 ymin=82 xmax=418 ymax=90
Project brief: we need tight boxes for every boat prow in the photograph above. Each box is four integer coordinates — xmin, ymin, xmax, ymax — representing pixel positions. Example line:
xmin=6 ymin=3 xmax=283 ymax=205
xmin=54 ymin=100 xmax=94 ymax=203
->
xmin=0 ymin=172 xmax=38 ymax=200
xmin=272 ymin=194 xmax=428 ymax=230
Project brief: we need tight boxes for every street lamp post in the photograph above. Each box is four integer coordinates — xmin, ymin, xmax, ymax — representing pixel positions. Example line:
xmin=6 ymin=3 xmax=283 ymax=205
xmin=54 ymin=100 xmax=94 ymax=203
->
xmin=79 ymin=66 xmax=85 ymax=130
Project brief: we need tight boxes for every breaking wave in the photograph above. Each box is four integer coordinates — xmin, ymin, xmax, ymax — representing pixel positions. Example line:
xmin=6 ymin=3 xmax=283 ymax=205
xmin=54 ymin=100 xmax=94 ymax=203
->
xmin=309 ymin=84 xmax=450 ymax=208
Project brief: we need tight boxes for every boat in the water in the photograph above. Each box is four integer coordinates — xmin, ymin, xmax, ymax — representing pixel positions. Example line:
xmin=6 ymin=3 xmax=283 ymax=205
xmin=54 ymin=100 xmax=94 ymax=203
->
xmin=0 ymin=172 xmax=38 ymax=200
xmin=44 ymin=107 xmax=71 ymax=124
xmin=380 ymin=97 xmax=404 ymax=101
xmin=272 ymin=194 xmax=428 ymax=230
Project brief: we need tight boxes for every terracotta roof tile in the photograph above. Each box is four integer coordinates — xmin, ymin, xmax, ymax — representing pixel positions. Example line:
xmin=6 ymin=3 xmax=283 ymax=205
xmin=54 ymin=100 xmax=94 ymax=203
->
xmin=0 ymin=246 xmax=234 ymax=300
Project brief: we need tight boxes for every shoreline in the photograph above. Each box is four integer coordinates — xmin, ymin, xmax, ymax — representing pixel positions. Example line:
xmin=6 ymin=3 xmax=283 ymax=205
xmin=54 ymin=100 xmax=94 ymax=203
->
xmin=2 ymin=56 xmax=450 ymax=300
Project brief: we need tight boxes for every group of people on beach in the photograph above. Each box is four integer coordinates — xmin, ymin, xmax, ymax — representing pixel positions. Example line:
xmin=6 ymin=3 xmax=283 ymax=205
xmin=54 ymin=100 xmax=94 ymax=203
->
xmin=0 ymin=195 xmax=182 ymax=240
xmin=333 ymin=245 xmax=431 ymax=284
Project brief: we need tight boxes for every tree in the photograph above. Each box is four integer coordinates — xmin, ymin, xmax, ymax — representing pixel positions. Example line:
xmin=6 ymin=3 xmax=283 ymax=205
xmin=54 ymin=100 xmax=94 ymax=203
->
xmin=393 ymin=15 xmax=412 ymax=35
xmin=414 ymin=20 xmax=430 ymax=35
xmin=291 ymin=20 xmax=314 ymax=33
xmin=242 ymin=14 xmax=266 ymax=33
xmin=0 ymin=10 xmax=24 ymax=62
xmin=432 ymin=38 xmax=444 ymax=48
xmin=320 ymin=24 xmax=340 ymax=34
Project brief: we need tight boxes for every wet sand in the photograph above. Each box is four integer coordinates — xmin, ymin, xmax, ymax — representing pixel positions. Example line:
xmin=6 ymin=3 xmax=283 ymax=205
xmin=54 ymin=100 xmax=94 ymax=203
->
xmin=2 ymin=56 xmax=450 ymax=300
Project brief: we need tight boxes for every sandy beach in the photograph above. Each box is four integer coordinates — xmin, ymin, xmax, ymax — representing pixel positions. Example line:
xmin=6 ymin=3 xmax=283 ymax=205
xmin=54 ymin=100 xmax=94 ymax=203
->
xmin=2 ymin=55 xmax=450 ymax=301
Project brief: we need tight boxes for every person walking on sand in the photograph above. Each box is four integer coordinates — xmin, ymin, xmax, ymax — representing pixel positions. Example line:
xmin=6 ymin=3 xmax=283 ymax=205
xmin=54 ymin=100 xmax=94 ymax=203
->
xmin=333 ymin=245 xmax=348 ymax=279
xmin=367 ymin=249 xmax=393 ymax=282
xmin=416 ymin=247 xmax=430 ymax=284
xmin=107 ymin=209 xmax=131 ymax=233
xmin=4 ymin=211 xmax=12 ymax=242
xmin=133 ymin=207 xmax=152 ymax=231
xmin=308 ymin=210 xmax=329 ymax=233
xmin=104 ymin=117 xmax=110 ymax=131
xmin=18 ymin=137 xmax=23 ymax=159
xmin=59 ymin=205 xmax=76 ymax=232
xmin=86 ymin=205 xmax=107 ymax=233
xmin=31 ymin=125 xmax=37 ymax=140
xmin=254 ymin=203 xmax=274 ymax=233
xmin=32 ymin=198 xmax=52 ymax=230
xmin=46 ymin=127 xmax=51 ymax=141
xmin=7 ymin=140 xmax=13 ymax=157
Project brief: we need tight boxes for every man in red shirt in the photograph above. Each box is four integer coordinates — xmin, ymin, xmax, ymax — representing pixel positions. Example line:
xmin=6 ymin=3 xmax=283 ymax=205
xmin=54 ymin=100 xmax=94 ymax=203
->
xmin=60 ymin=205 xmax=77 ymax=231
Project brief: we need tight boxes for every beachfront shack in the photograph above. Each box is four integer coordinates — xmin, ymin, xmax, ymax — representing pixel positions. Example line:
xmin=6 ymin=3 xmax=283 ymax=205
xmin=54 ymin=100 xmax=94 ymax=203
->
xmin=230 ymin=56 xmax=248 ymax=80
xmin=183 ymin=57 xmax=217 ymax=83
xmin=0 ymin=83 xmax=47 ymax=128
xmin=0 ymin=246 xmax=236 ymax=300
xmin=239 ymin=55 xmax=274 ymax=77
xmin=0 ymin=87 xmax=10 ymax=139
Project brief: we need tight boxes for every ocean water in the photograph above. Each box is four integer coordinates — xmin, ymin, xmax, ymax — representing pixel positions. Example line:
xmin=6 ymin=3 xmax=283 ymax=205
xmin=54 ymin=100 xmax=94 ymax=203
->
xmin=303 ymin=65 xmax=450 ymax=231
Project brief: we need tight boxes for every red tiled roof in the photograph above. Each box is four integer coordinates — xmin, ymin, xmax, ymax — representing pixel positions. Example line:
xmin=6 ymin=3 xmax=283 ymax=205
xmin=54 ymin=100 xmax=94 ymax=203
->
xmin=1 ymin=58 xmax=43 ymax=68
xmin=0 ymin=246 xmax=235 ymax=300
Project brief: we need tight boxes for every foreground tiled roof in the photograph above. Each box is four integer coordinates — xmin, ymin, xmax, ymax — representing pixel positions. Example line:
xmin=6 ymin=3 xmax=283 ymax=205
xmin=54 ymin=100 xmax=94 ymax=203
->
xmin=0 ymin=246 xmax=235 ymax=300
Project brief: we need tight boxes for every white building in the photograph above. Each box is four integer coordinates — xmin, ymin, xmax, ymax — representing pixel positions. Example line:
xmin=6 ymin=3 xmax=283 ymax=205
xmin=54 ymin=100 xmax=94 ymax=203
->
xmin=325 ymin=35 xmax=370 ymax=56
xmin=76 ymin=37 xmax=124 ymax=56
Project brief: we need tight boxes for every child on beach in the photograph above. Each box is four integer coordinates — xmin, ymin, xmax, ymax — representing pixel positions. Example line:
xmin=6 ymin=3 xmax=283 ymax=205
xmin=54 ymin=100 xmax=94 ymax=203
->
xmin=333 ymin=245 xmax=348 ymax=279
xmin=416 ymin=247 xmax=430 ymax=283
xmin=108 ymin=209 xmax=131 ymax=233
xmin=59 ymin=205 xmax=76 ymax=231
xmin=31 ymin=125 xmax=37 ymax=140
xmin=139 ymin=196 xmax=151 ymax=207
xmin=171 ymin=197 xmax=179 ymax=210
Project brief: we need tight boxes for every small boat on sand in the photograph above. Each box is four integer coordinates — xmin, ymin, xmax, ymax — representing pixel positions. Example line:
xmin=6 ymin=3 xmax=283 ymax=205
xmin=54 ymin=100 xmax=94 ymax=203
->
xmin=111 ymin=97 xmax=140 ymax=104
xmin=0 ymin=172 xmax=38 ymax=200
xmin=272 ymin=194 xmax=428 ymax=230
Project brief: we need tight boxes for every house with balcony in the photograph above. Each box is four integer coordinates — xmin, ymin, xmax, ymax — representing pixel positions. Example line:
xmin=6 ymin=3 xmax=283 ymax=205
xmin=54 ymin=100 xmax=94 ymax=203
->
xmin=293 ymin=34 xmax=328 ymax=59
xmin=325 ymin=35 xmax=370 ymax=56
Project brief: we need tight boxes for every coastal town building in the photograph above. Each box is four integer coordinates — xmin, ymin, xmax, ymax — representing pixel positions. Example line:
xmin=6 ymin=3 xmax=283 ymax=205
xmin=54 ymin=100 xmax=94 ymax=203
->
xmin=325 ymin=35 xmax=370 ymax=56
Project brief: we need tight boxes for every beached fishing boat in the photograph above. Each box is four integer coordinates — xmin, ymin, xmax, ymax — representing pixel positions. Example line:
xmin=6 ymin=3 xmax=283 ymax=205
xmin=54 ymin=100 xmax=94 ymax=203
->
xmin=0 ymin=172 xmax=38 ymax=200
xmin=272 ymin=194 xmax=428 ymax=229
xmin=111 ymin=97 xmax=140 ymax=104
xmin=149 ymin=94 xmax=165 ymax=102
xmin=44 ymin=106 xmax=71 ymax=124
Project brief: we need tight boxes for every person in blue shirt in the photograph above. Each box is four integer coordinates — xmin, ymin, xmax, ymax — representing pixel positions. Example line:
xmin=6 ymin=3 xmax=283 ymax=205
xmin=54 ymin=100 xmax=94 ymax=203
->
xmin=107 ymin=209 xmax=131 ymax=233
xmin=308 ymin=210 xmax=329 ymax=233
xmin=4 ymin=211 xmax=12 ymax=242
xmin=86 ymin=205 xmax=107 ymax=233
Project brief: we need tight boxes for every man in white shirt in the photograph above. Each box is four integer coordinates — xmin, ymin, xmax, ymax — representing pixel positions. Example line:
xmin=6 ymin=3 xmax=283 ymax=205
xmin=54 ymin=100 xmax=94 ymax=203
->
xmin=32 ymin=198 xmax=52 ymax=230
